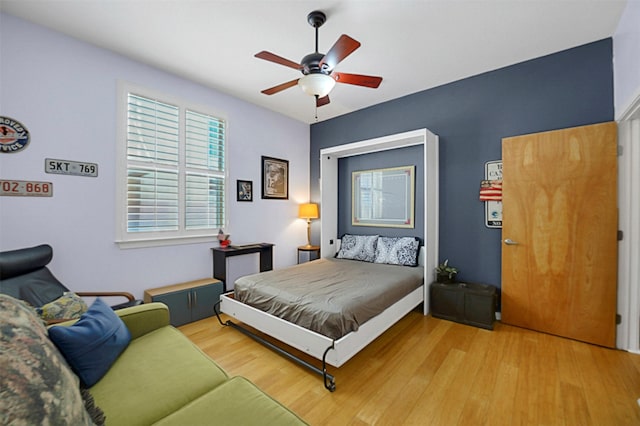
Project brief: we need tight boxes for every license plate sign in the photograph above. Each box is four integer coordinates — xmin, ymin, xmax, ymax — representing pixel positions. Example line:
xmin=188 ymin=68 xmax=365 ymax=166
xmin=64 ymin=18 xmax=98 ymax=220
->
xmin=45 ymin=158 xmax=98 ymax=177
xmin=0 ymin=180 xmax=53 ymax=197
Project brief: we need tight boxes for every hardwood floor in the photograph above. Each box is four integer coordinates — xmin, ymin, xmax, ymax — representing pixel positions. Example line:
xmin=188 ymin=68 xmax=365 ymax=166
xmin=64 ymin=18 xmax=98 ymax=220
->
xmin=179 ymin=311 xmax=640 ymax=425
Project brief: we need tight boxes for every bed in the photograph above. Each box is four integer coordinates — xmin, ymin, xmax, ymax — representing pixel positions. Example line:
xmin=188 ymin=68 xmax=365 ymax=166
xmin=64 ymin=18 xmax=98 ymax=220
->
xmin=218 ymin=129 xmax=439 ymax=391
xmin=218 ymin=236 xmax=427 ymax=391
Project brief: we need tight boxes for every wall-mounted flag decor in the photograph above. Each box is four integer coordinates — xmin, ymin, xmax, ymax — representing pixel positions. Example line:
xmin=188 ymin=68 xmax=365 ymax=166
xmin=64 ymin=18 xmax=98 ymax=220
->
xmin=480 ymin=180 xmax=502 ymax=201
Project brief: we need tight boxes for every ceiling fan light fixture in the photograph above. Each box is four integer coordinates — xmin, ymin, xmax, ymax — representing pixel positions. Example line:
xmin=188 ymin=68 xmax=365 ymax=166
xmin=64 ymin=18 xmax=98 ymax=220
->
xmin=298 ymin=73 xmax=336 ymax=97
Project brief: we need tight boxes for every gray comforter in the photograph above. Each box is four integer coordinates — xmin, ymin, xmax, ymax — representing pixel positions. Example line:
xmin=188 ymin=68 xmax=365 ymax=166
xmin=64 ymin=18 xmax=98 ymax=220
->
xmin=234 ymin=258 xmax=424 ymax=340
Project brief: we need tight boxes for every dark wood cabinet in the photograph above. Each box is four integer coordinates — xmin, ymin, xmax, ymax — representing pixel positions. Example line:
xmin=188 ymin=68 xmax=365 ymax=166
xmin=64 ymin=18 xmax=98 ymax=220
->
xmin=430 ymin=282 xmax=497 ymax=330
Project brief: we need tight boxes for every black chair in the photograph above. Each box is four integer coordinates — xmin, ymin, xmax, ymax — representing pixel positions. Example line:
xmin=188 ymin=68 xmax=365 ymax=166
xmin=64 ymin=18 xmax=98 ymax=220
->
xmin=0 ymin=244 xmax=142 ymax=313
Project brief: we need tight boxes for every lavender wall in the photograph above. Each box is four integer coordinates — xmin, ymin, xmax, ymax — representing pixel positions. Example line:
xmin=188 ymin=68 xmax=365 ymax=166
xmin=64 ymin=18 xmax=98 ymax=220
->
xmin=0 ymin=13 xmax=309 ymax=298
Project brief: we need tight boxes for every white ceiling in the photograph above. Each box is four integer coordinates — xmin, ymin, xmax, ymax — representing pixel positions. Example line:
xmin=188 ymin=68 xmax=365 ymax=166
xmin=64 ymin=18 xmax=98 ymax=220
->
xmin=1 ymin=0 xmax=628 ymax=124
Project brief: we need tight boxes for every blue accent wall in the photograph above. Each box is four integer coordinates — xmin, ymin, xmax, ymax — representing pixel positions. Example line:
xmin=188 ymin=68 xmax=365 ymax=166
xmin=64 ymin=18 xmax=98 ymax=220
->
xmin=338 ymin=144 xmax=424 ymax=239
xmin=310 ymin=38 xmax=614 ymax=288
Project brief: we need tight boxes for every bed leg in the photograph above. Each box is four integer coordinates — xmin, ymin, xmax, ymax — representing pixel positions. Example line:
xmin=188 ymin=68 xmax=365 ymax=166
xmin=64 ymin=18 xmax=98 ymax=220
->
xmin=322 ymin=344 xmax=336 ymax=392
xmin=213 ymin=301 xmax=230 ymax=327
xmin=229 ymin=320 xmax=337 ymax=392
xmin=214 ymin=302 xmax=337 ymax=392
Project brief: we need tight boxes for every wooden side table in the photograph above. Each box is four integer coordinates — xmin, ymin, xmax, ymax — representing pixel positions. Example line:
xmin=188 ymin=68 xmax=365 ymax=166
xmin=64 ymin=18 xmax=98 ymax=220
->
xmin=297 ymin=245 xmax=320 ymax=263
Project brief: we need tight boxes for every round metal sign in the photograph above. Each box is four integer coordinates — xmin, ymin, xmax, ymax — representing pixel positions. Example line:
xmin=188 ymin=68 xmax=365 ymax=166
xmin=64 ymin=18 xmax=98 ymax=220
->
xmin=0 ymin=116 xmax=30 ymax=153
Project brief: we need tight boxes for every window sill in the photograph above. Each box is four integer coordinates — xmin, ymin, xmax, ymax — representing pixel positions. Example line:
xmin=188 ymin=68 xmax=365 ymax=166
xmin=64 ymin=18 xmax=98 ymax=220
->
xmin=116 ymin=235 xmax=216 ymax=249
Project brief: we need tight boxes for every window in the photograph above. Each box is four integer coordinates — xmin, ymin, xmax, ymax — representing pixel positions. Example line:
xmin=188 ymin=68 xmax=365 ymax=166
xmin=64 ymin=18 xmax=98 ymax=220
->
xmin=117 ymin=83 xmax=226 ymax=247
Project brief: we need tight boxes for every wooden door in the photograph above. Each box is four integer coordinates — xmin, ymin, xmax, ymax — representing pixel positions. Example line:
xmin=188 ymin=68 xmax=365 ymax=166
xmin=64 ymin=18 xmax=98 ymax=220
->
xmin=501 ymin=122 xmax=618 ymax=347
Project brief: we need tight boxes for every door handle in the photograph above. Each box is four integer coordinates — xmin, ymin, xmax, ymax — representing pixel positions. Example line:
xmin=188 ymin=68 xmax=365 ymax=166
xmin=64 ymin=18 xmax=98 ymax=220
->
xmin=504 ymin=238 xmax=519 ymax=245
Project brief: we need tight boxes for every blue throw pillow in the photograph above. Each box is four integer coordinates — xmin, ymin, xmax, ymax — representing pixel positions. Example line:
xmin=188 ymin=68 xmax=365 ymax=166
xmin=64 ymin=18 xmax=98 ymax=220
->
xmin=48 ymin=298 xmax=131 ymax=387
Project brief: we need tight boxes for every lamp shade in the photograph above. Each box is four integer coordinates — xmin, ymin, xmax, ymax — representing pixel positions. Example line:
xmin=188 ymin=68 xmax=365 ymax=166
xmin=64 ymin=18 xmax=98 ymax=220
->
xmin=298 ymin=203 xmax=319 ymax=219
xmin=298 ymin=74 xmax=336 ymax=98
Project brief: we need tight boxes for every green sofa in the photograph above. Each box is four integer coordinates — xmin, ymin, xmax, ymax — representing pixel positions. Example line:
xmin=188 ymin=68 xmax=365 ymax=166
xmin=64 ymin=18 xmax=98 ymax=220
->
xmin=0 ymin=295 xmax=307 ymax=426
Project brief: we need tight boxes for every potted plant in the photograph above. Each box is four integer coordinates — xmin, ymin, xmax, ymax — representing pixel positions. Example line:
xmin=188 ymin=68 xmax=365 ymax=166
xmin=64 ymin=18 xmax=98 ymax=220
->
xmin=435 ymin=259 xmax=458 ymax=283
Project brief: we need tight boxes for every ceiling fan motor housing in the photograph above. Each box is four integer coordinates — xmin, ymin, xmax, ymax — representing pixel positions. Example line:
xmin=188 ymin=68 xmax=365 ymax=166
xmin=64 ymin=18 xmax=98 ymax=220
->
xmin=301 ymin=52 xmax=331 ymax=76
xmin=302 ymin=11 xmax=330 ymax=76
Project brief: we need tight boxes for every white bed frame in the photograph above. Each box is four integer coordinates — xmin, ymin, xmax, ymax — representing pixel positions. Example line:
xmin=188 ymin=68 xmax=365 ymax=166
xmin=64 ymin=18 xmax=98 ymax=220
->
xmin=220 ymin=247 xmax=425 ymax=364
xmin=219 ymin=250 xmax=424 ymax=391
xmin=219 ymin=129 xmax=439 ymax=391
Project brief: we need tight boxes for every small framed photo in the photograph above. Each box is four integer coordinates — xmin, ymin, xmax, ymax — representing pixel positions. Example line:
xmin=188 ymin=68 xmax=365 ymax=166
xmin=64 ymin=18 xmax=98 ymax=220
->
xmin=237 ymin=180 xmax=253 ymax=202
xmin=261 ymin=156 xmax=289 ymax=200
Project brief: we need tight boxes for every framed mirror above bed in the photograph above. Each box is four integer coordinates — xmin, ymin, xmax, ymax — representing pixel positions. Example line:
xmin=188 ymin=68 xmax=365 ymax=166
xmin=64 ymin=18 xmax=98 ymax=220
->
xmin=352 ymin=165 xmax=415 ymax=228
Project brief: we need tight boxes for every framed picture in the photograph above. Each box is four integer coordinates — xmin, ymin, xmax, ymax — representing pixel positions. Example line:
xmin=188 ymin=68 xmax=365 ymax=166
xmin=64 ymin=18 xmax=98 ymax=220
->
xmin=237 ymin=180 xmax=253 ymax=202
xmin=261 ymin=156 xmax=289 ymax=200
xmin=352 ymin=165 xmax=415 ymax=228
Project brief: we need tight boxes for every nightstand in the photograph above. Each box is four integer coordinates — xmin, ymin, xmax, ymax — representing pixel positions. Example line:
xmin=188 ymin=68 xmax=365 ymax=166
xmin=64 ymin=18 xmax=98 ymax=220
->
xmin=297 ymin=245 xmax=320 ymax=263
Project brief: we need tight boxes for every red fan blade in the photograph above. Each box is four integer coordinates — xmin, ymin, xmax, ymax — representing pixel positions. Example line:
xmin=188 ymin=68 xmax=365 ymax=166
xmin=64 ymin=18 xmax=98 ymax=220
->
xmin=332 ymin=72 xmax=382 ymax=88
xmin=255 ymin=51 xmax=302 ymax=70
xmin=319 ymin=35 xmax=361 ymax=70
xmin=261 ymin=79 xmax=300 ymax=95
xmin=316 ymin=95 xmax=330 ymax=107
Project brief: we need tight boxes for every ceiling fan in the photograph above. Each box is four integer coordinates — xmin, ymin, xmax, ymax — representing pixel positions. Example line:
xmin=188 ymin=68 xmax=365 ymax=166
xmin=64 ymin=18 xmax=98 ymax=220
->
xmin=255 ymin=10 xmax=383 ymax=108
